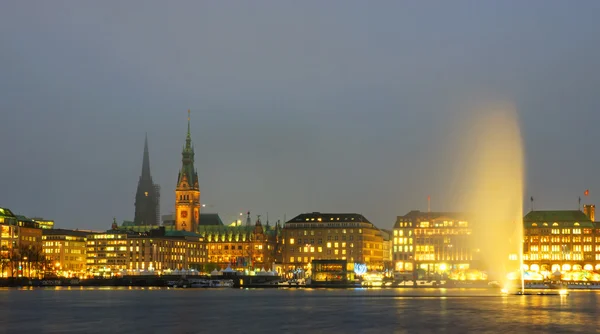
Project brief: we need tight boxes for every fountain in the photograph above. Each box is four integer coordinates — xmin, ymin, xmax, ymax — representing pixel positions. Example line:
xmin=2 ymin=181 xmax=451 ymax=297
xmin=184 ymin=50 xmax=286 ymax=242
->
xmin=451 ymin=104 xmax=525 ymax=293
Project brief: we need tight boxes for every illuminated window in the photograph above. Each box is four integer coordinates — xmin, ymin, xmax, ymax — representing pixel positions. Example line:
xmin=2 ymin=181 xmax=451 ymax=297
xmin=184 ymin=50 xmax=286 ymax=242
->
xmin=289 ymin=238 xmax=295 ymax=245
xmin=327 ymin=242 xmax=331 ymax=248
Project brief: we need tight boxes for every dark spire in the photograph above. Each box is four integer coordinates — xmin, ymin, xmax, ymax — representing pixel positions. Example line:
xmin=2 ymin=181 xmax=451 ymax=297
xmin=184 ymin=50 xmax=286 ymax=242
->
xmin=246 ymin=211 xmax=251 ymax=227
xmin=134 ymin=134 xmax=159 ymax=225
xmin=141 ymin=133 xmax=151 ymax=181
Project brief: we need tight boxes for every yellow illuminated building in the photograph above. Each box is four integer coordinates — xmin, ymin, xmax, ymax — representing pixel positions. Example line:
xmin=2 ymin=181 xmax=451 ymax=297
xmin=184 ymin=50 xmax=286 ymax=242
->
xmin=281 ymin=213 xmax=384 ymax=272
xmin=0 ymin=208 xmax=44 ymax=277
xmin=198 ymin=215 xmax=280 ymax=271
xmin=393 ymin=211 xmax=475 ymax=276
xmin=523 ymin=210 xmax=599 ymax=275
xmin=42 ymin=229 xmax=90 ymax=277
xmin=86 ymin=227 xmax=206 ymax=277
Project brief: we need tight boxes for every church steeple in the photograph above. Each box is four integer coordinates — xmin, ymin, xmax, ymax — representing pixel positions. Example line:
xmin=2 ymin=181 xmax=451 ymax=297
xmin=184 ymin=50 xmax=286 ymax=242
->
xmin=175 ymin=109 xmax=200 ymax=232
xmin=141 ymin=133 xmax=151 ymax=180
xmin=134 ymin=135 xmax=159 ymax=226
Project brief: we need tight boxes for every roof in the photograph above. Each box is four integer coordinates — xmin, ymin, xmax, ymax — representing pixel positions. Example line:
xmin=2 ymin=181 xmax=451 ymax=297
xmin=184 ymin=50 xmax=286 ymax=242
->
xmin=199 ymin=213 xmax=224 ymax=226
xmin=524 ymin=210 xmax=591 ymax=222
xmin=0 ymin=207 xmax=16 ymax=218
xmin=15 ymin=215 xmax=36 ymax=223
xmin=523 ymin=210 xmax=594 ymax=228
xmin=164 ymin=230 xmax=201 ymax=238
xmin=286 ymin=212 xmax=373 ymax=225
xmin=42 ymin=228 xmax=93 ymax=237
xmin=394 ymin=210 xmax=468 ymax=228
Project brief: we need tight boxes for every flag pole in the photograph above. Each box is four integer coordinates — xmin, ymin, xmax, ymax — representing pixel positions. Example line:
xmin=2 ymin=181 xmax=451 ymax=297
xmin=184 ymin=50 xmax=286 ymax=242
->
xmin=427 ymin=195 xmax=431 ymax=213
xmin=530 ymin=196 xmax=534 ymax=212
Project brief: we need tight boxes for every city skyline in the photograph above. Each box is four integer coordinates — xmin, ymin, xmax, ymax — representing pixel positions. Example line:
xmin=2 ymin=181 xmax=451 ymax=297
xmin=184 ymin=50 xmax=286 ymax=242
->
xmin=2 ymin=1 xmax=600 ymax=230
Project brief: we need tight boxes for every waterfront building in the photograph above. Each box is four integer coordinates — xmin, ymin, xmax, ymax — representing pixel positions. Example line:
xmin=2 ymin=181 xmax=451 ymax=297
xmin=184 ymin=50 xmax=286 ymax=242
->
xmin=42 ymin=229 xmax=90 ymax=277
xmin=0 ymin=207 xmax=18 ymax=277
xmin=0 ymin=209 xmax=43 ymax=277
xmin=133 ymin=135 xmax=160 ymax=226
xmin=523 ymin=210 xmax=598 ymax=274
xmin=393 ymin=211 xmax=475 ymax=276
xmin=119 ymin=212 xmax=280 ymax=272
xmin=197 ymin=213 xmax=280 ymax=271
xmin=281 ymin=212 xmax=384 ymax=273
xmin=86 ymin=221 xmax=206 ymax=277
xmin=175 ymin=110 xmax=201 ymax=232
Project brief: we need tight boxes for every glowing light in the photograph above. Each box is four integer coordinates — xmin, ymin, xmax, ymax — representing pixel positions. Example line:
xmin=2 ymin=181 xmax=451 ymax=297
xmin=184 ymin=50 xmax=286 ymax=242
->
xmin=559 ymin=289 xmax=568 ymax=296
xmin=439 ymin=264 xmax=447 ymax=272
xmin=354 ymin=263 xmax=367 ymax=275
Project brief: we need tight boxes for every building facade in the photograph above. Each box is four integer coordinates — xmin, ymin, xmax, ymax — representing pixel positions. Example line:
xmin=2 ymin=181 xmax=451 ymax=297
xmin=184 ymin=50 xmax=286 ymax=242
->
xmin=0 ymin=208 xmax=44 ymax=277
xmin=86 ymin=224 xmax=207 ymax=277
xmin=281 ymin=212 xmax=384 ymax=272
xmin=197 ymin=214 xmax=280 ymax=271
xmin=393 ymin=211 xmax=476 ymax=277
xmin=175 ymin=110 xmax=200 ymax=232
xmin=523 ymin=210 xmax=599 ymax=274
xmin=133 ymin=135 xmax=160 ymax=226
xmin=42 ymin=229 xmax=89 ymax=277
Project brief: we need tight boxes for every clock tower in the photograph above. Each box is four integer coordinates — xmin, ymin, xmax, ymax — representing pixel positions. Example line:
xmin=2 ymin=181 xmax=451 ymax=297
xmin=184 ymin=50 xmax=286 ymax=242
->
xmin=175 ymin=110 xmax=200 ymax=232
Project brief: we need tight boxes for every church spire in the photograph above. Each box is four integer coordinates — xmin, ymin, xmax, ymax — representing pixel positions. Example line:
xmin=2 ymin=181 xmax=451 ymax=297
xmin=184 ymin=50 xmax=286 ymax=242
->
xmin=141 ymin=133 xmax=151 ymax=181
xmin=134 ymin=134 xmax=159 ymax=226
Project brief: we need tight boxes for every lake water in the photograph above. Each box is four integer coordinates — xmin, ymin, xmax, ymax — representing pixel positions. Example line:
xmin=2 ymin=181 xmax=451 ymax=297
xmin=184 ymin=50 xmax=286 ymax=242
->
xmin=0 ymin=287 xmax=598 ymax=333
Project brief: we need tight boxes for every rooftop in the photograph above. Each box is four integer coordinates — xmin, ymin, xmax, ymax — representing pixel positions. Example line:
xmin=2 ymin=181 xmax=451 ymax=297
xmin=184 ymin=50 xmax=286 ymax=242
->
xmin=43 ymin=228 xmax=94 ymax=237
xmin=524 ymin=210 xmax=592 ymax=223
xmin=285 ymin=212 xmax=375 ymax=227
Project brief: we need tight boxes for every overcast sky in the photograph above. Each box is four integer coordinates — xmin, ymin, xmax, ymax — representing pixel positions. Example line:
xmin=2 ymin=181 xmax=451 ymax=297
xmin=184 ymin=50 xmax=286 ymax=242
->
xmin=1 ymin=1 xmax=600 ymax=230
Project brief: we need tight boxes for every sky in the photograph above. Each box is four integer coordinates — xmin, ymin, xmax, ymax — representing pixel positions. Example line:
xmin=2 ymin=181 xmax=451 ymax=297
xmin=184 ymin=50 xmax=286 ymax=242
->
xmin=1 ymin=1 xmax=600 ymax=231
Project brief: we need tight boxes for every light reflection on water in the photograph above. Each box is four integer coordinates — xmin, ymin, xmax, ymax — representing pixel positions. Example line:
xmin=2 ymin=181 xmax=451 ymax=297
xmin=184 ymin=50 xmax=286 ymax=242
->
xmin=0 ymin=288 xmax=598 ymax=333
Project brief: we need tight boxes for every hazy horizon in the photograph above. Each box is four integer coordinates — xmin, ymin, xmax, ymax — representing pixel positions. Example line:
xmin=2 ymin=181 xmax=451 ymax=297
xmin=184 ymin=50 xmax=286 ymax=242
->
xmin=2 ymin=1 xmax=600 ymax=230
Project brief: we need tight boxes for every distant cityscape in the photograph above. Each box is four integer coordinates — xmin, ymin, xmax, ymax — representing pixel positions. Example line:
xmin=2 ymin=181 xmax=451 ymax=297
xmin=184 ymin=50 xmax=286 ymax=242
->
xmin=1 ymin=111 xmax=599 ymax=286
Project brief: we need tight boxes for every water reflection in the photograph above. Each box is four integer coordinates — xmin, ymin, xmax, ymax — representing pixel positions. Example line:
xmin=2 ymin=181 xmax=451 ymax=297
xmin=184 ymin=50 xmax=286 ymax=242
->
xmin=0 ymin=288 xmax=597 ymax=333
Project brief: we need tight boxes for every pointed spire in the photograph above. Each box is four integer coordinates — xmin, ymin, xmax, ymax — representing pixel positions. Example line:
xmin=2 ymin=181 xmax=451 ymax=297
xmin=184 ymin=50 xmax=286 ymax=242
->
xmin=246 ymin=211 xmax=251 ymax=227
xmin=185 ymin=109 xmax=192 ymax=149
xmin=141 ymin=134 xmax=152 ymax=180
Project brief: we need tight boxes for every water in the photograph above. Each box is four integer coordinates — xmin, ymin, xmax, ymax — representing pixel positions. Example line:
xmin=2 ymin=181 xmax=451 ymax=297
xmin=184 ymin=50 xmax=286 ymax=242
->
xmin=1 ymin=287 xmax=598 ymax=333
xmin=453 ymin=105 xmax=524 ymax=285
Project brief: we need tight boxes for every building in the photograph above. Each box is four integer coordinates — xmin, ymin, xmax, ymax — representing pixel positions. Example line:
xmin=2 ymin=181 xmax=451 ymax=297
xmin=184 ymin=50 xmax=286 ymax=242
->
xmin=0 ymin=207 xmax=18 ymax=277
xmin=175 ymin=110 xmax=201 ymax=232
xmin=133 ymin=135 xmax=160 ymax=226
xmin=42 ymin=229 xmax=90 ymax=277
xmin=31 ymin=218 xmax=55 ymax=229
xmin=393 ymin=211 xmax=476 ymax=277
xmin=583 ymin=204 xmax=595 ymax=222
xmin=380 ymin=229 xmax=393 ymax=270
xmin=86 ymin=221 xmax=207 ymax=277
xmin=0 ymin=209 xmax=43 ymax=277
xmin=523 ymin=210 xmax=598 ymax=274
xmin=281 ymin=212 xmax=384 ymax=273
xmin=197 ymin=213 xmax=280 ymax=271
